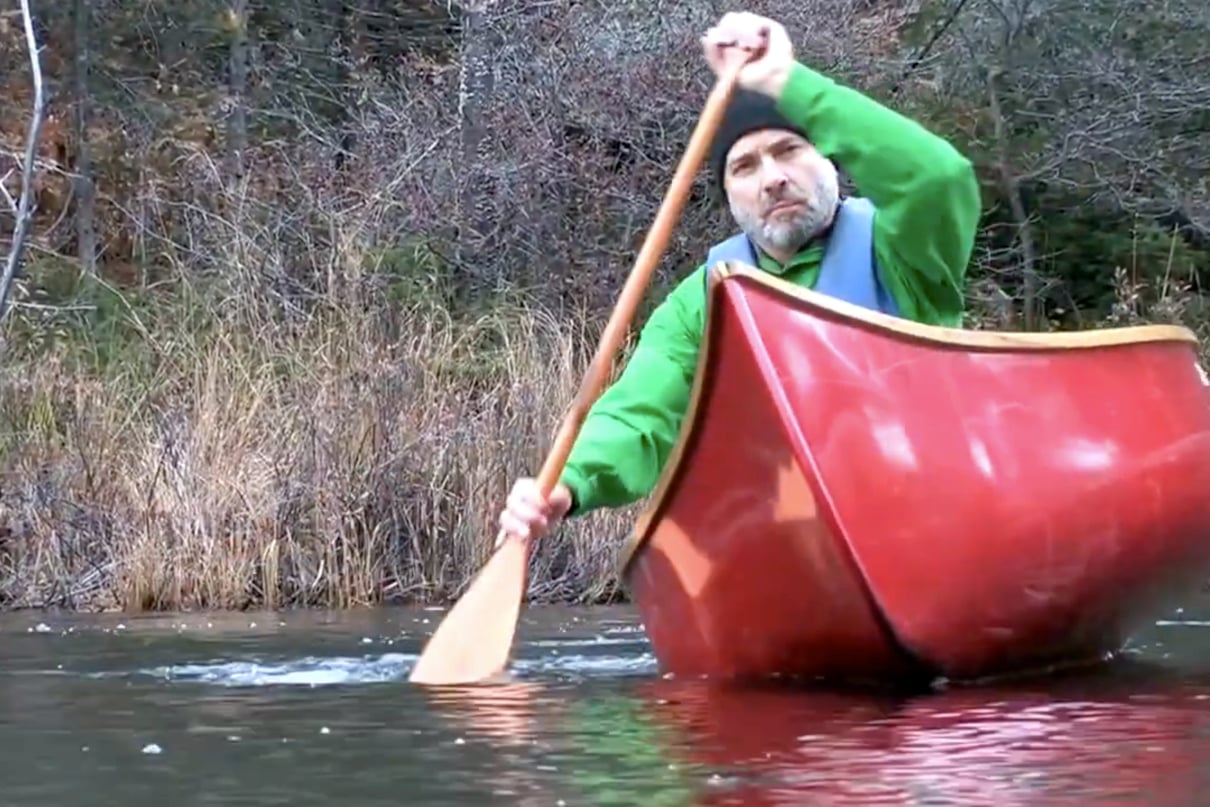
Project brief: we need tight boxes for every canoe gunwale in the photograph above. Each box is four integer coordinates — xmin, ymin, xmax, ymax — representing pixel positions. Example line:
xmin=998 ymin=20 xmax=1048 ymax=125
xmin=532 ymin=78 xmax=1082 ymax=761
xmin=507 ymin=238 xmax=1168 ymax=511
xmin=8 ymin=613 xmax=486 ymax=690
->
xmin=721 ymin=262 xmax=1198 ymax=350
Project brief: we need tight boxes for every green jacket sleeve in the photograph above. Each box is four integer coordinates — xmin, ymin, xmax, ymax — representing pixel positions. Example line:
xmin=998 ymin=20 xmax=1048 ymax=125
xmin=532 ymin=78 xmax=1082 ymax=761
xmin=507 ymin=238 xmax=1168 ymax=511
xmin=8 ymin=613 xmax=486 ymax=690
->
xmin=558 ymin=269 xmax=706 ymax=516
xmin=777 ymin=62 xmax=981 ymax=327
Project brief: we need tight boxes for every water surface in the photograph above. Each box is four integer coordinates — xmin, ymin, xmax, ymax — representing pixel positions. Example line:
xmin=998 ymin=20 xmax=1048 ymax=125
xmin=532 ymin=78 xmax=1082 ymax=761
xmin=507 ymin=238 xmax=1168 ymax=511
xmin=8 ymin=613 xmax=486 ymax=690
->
xmin=3 ymin=600 xmax=1210 ymax=805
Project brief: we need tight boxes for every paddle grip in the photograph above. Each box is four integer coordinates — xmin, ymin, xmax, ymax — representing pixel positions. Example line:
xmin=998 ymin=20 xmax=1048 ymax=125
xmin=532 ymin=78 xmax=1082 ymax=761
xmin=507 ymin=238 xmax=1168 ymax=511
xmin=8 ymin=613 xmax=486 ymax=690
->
xmin=533 ymin=56 xmax=751 ymax=502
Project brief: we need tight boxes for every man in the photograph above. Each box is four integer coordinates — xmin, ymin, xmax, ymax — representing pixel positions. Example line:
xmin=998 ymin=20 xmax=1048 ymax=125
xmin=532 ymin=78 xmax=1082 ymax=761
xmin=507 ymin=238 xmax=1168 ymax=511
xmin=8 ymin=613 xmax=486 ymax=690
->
xmin=498 ymin=11 xmax=981 ymax=542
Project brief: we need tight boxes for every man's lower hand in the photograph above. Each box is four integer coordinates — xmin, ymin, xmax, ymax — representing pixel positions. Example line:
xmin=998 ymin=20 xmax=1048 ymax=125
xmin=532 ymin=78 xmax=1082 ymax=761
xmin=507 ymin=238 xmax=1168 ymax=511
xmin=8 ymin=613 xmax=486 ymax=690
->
xmin=496 ymin=478 xmax=573 ymax=547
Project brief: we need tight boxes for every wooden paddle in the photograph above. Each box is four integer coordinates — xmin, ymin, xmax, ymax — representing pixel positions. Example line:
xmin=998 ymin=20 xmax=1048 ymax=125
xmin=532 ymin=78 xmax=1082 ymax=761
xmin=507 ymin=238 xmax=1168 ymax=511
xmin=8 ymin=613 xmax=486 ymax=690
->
xmin=408 ymin=53 xmax=755 ymax=686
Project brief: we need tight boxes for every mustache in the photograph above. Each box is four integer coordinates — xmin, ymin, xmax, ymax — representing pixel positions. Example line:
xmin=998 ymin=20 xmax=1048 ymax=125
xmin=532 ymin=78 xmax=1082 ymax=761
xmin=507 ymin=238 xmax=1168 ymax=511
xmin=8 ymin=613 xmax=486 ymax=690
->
xmin=761 ymin=190 xmax=810 ymax=216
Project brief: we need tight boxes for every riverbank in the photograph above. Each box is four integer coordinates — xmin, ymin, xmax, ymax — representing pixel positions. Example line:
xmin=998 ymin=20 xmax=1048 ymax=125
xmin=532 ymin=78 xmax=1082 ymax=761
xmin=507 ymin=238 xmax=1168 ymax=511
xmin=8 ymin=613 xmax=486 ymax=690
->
xmin=5 ymin=0 xmax=1207 ymax=613
xmin=0 ymin=264 xmax=640 ymax=612
xmin=2 ymin=257 xmax=1201 ymax=612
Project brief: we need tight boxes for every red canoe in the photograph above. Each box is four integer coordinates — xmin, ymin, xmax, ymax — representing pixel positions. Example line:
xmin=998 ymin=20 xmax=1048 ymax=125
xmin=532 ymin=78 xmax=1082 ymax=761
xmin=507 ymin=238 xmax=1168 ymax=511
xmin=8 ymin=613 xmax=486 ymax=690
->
xmin=619 ymin=261 xmax=1210 ymax=685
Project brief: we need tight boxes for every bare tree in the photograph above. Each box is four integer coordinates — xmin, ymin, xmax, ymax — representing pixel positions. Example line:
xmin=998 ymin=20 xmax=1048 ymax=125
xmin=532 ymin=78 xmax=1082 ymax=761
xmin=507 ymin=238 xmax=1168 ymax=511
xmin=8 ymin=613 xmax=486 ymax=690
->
xmin=986 ymin=65 xmax=1040 ymax=327
xmin=71 ymin=0 xmax=96 ymax=275
xmin=227 ymin=0 xmax=250 ymax=187
xmin=944 ymin=0 xmax=1209 ymax=233
xmin=0 ymin=0 xmax=47 ymax=325
xmin=8 ymin=0 xmax=1205 ymax=320
xmin=454 ymin=0 xmax=499 ymax=293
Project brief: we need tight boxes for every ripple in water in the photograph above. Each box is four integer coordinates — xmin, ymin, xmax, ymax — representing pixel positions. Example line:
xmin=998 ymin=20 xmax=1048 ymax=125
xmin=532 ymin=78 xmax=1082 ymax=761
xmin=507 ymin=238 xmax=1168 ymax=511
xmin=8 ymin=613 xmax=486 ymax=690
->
xmin=112 ymin=633 xmax=658 ymax=687
xmin=139 ymin=653 xmax=413 ymax=686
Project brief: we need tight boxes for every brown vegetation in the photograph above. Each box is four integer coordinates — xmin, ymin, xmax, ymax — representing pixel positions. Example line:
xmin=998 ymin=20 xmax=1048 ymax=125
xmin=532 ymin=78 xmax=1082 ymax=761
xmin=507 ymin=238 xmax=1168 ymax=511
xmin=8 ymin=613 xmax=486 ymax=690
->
xmin=0 ymin=0 xmax=1206 ymax=610
xmin=0 ymin=269 xmax=638 ymax=610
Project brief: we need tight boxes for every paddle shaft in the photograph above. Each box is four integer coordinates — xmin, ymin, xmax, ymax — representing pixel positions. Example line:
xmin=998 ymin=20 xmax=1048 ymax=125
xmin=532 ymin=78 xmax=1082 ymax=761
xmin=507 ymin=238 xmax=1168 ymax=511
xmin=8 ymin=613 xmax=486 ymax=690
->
xmin=407 ymin=54 xmax=755 ymax=686
xmin=533 ymin=58 xmax=749 ymax=501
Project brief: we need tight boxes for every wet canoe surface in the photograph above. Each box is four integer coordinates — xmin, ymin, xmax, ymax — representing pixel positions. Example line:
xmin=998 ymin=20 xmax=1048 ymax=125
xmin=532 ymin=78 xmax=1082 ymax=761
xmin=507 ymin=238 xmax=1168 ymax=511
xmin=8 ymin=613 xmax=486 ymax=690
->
xmin=625 ymin=265 xmax=1210 ymax=685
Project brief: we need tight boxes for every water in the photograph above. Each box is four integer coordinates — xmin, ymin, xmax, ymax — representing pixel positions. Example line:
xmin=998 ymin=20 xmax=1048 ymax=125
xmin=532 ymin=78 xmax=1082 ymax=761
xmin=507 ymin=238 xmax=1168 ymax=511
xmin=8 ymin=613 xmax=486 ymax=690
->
xmin=3 ymin=601 xmax=1210 ymax=806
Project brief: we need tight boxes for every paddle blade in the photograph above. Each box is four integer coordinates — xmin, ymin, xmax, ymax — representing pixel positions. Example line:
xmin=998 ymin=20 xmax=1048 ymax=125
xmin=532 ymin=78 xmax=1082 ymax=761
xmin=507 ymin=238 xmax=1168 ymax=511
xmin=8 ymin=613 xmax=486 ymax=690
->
xmin=408 ymin=536 xmax=531 ymax=685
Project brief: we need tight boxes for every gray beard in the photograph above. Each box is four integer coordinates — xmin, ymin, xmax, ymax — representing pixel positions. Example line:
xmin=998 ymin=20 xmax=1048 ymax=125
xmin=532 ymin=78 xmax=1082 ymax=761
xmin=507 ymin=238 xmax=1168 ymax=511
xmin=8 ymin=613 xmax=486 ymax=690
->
xmin=730 ymin=175 xmax=841 ymax=258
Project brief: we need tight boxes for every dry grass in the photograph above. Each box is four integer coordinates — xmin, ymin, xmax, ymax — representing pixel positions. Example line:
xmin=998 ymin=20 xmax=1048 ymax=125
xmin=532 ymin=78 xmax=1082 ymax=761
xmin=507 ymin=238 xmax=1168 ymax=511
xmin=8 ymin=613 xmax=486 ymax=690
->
xmin=0 ymin=262 xmax=640 ymax=611
xmin=1 ymin=208 xmax=1203 ymax=614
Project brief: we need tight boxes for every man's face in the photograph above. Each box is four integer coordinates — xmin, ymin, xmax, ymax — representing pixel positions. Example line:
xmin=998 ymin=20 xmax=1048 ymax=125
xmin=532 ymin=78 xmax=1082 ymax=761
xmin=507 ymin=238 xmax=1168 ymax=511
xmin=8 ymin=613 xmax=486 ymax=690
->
xmin=723 ymin=129 xmax=840 ymax=258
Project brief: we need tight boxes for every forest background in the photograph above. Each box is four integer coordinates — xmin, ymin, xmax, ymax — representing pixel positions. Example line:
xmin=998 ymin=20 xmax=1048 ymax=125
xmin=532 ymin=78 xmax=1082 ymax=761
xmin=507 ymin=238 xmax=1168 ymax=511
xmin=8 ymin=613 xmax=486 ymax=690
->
xmin=0 ymin=0 xmax=1206 ymax=612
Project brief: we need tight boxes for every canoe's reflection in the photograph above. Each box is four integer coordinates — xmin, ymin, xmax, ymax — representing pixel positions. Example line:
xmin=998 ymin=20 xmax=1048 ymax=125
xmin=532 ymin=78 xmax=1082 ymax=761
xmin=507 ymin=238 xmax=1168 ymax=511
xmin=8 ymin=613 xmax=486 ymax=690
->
xmin=421 ymin=662 xmax=1210 ymax=803
xmin=635 ymin=667 xmax=1210 ymax=804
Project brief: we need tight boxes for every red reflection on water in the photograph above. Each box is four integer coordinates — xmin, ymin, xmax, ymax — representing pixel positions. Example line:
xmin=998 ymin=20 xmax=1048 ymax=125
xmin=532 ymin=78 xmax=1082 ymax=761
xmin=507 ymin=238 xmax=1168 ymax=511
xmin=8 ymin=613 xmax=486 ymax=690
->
xmin=636 ymin=668 xmax=1210 ymax=805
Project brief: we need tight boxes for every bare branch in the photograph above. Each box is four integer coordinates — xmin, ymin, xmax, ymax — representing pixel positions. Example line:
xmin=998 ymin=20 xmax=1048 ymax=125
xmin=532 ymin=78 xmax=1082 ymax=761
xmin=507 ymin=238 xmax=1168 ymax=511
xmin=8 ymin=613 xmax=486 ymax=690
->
xmin=0 ymin=0 xmax=47 ymax=326
xmin=987 ymin=66 xmax=1040 ymax=328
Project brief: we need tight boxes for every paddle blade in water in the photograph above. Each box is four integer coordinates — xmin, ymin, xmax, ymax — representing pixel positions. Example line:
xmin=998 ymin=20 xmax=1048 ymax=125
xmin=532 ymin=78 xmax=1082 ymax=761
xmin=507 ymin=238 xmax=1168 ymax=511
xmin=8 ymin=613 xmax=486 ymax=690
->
xmin=408 ymin=536 xmax=530 ymax=685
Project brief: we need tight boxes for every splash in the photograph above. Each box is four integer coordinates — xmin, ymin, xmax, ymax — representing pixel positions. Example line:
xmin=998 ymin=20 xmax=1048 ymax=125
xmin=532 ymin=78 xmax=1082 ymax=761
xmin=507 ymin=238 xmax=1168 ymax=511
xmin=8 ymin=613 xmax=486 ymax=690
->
xmin=136 ymin=653 xmax=412 ymax=686
xmin=102 ymin=631 xmax=658 ymax=687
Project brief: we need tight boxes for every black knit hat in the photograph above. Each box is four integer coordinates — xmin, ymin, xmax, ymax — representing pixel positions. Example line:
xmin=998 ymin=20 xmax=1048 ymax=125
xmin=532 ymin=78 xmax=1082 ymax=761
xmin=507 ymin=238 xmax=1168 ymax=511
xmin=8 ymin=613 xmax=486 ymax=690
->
xmin=708 ymin=89 xmax=809 ymax=200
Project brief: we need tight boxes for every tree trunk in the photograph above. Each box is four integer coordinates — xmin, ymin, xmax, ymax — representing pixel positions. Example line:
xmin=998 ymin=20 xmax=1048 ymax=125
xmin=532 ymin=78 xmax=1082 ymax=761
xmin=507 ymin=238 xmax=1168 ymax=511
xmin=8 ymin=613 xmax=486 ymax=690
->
xmin=456 ymin=1 xmax=498 ymax=294
xmin=72 ymin=0 xmax=96 ymax=275
xmin=227 ymin=0 xmax=249 ymax=187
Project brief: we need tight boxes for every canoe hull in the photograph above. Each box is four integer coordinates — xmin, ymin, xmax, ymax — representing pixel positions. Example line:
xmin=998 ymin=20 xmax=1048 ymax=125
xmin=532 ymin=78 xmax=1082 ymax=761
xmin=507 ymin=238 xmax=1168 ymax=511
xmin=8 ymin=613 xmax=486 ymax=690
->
xmin=621 ymin=263 xmax=1210 ymax=684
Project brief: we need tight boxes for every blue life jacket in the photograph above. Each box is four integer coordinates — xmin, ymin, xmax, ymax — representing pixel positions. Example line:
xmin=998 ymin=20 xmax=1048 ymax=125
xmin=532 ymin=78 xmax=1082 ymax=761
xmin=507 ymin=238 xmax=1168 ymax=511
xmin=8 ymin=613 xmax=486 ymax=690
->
xmin=702 ymin=196 xmax=900 ymax=317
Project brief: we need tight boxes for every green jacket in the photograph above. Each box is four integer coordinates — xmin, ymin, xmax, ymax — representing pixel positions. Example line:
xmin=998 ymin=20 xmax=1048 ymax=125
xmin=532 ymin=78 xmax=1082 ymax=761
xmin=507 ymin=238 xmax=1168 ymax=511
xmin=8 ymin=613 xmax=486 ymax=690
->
xmin=559 ymin=61 xmax=981 ymax=516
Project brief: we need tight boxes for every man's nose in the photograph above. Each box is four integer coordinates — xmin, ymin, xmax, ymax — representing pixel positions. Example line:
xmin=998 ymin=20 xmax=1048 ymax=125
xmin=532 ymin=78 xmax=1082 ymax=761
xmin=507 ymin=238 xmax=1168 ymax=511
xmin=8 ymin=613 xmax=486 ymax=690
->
xmin=762 ymin=174 xmax=788 ymax=196
xmin=761 ymin=159 xmax=789 ymax=191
